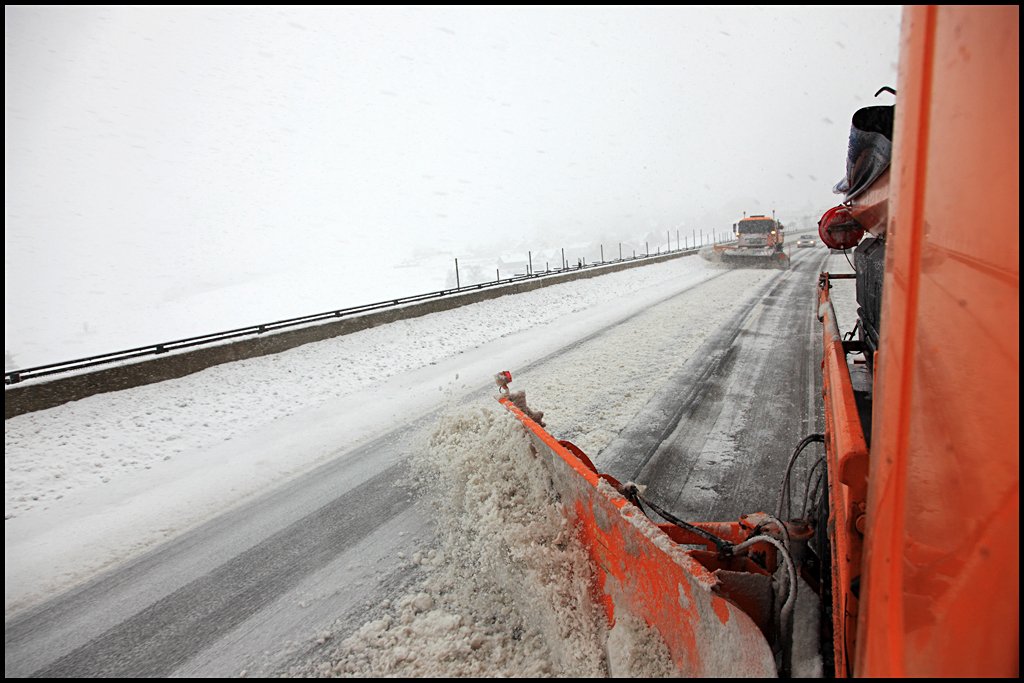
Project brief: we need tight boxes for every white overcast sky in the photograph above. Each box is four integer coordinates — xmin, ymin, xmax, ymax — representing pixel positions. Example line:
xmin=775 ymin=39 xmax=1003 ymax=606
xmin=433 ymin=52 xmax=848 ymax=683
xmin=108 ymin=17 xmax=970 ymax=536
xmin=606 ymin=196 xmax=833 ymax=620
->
xmin=4 ymin=5 xmax=902 ymax=368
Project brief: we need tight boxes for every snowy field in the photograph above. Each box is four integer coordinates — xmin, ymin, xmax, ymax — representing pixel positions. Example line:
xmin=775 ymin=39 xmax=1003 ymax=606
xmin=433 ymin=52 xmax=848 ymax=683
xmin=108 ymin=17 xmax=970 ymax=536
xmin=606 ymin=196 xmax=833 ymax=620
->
xmin=6 ymin=249 xmax=844 ymax=676
xmin=3 ymin=240 xmax=681 ymax=373
xmin=5 ymin=6 xmax=902 ymax=374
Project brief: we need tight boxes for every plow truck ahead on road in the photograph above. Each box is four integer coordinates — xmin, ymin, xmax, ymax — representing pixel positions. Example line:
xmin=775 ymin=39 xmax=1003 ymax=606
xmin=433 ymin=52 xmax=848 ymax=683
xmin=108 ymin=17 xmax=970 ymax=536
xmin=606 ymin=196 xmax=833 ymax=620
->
xmin=706 ymin=214 xmax=790 ymax=269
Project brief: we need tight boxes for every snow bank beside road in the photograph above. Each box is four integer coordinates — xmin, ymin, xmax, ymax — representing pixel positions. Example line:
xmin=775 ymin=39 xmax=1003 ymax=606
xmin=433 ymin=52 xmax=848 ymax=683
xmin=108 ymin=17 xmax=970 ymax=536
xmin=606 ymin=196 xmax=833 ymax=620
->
xmin=4 ymin=254 xmax=707 ymax=521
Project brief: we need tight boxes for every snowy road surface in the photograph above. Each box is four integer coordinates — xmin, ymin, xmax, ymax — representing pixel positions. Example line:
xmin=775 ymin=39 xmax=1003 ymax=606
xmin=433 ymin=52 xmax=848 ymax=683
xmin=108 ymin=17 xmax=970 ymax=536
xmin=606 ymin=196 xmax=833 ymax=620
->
xmin=601 ymin=251 xmax=825 ymax=520
xmin=5 ymin=248 xmax=842 ymax=677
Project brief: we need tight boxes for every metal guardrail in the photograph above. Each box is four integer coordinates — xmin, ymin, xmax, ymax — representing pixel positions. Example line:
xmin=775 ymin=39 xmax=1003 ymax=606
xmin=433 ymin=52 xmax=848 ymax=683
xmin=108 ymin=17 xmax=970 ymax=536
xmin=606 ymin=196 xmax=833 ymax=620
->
xmin=5 ymin=248 xmax=703 ymax=386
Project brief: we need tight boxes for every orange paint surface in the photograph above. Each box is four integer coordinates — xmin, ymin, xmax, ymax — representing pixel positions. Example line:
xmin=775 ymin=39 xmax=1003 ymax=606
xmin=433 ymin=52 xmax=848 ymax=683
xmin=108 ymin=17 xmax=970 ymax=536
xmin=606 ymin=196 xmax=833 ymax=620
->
xmin=847 ymin=6 xmax=1019 ymax=677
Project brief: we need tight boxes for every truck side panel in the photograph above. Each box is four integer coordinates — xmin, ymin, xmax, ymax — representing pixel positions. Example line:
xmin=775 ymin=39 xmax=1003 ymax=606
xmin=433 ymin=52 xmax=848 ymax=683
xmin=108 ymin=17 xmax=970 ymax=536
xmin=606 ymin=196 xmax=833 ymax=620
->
xmin=856 ymin=6 xmax=1019 ymax=677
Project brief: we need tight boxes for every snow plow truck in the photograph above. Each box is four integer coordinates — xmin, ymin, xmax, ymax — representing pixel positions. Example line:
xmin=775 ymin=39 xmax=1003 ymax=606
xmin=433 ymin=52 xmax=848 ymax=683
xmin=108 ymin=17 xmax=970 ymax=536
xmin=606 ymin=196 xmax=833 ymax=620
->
xmin=707 ymin=214 xmax=790 ymax=269
xmin=497 ymin=5 xmax=1018 ymax=678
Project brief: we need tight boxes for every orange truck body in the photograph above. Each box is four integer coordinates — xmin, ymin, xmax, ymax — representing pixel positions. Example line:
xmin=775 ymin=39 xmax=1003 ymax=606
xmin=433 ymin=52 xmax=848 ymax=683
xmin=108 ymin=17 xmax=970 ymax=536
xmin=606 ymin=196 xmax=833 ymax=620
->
xmin=735 ymin=215 xmax=785 ymax=251
xmin=847 ymin=5 xmax=1019 ymax=677
xmin=712 ymin=214 xmax=789 ymax=268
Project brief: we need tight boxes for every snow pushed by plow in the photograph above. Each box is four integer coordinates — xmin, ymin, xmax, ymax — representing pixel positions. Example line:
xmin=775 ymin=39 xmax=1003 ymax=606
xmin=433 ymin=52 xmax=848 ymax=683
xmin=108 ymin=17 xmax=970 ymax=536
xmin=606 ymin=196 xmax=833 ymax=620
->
xmin=297 ymin=406 xmax=675 ymax=677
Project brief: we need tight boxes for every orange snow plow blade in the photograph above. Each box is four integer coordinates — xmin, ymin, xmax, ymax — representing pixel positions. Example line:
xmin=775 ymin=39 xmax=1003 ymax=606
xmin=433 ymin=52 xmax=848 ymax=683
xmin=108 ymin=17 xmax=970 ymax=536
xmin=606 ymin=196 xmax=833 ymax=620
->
xmin=710 ymin=243 xmax=791 ymax=270
xmin=499 ymin=395 xmax=778 ymax=677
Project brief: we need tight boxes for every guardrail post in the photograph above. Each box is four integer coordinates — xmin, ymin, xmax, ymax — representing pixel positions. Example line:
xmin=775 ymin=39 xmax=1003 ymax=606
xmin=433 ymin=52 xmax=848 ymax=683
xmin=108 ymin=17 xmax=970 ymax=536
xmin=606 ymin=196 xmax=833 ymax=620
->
xmin=455 ymin=258 xmax=460 ymax=289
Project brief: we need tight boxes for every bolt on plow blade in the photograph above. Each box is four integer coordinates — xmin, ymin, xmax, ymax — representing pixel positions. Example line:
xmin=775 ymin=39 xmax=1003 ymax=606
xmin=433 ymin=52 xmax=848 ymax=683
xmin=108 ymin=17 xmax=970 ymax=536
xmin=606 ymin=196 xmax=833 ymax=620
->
xmin=499 ymin=396 xmax=776 ymax=677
